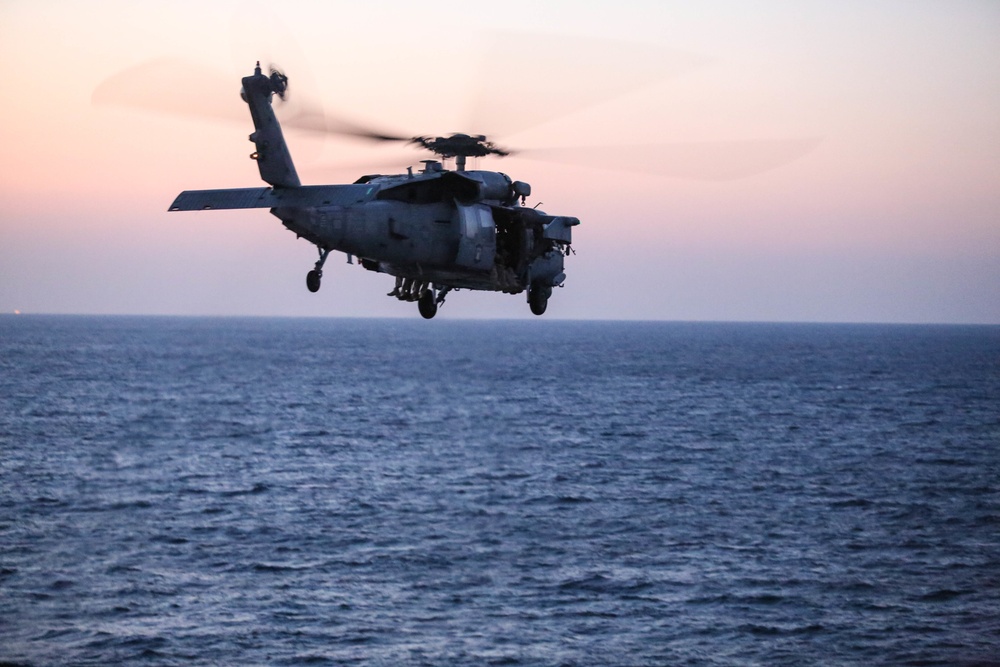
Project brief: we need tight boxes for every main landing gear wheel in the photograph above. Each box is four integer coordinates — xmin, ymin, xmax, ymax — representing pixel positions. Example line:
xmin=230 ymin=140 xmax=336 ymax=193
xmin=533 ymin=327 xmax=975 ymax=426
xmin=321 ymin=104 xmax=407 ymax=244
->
xmin=306 ymin=269 xmax=322 ymax=293
xmin=418 ymin=289 xmax=438 ymax=319
xmin=528 ymin=285 xmax=551 ymax=316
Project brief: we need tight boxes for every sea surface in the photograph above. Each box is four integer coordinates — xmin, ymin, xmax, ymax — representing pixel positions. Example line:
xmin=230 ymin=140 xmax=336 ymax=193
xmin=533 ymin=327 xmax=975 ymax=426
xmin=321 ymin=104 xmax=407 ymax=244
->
xmin=1 ymin=316 xmax=998 ymax=666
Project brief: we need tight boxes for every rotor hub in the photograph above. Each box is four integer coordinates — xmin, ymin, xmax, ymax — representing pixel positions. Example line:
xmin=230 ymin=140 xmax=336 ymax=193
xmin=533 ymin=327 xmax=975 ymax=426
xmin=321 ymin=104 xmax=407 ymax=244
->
xmin=411 ymin=133 xmax=509 ymax=160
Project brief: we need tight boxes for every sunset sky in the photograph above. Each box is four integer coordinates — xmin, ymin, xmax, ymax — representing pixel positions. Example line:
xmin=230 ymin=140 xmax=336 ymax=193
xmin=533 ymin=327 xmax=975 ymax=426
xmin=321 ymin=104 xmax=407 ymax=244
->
xmin=1 ymin=0 xmax=998 ymax=322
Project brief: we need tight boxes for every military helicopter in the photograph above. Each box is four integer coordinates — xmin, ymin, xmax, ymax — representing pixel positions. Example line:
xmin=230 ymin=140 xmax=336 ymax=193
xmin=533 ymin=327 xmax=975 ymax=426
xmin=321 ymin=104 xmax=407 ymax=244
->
xmin=167 ymin=63 xmax=578 ymax=319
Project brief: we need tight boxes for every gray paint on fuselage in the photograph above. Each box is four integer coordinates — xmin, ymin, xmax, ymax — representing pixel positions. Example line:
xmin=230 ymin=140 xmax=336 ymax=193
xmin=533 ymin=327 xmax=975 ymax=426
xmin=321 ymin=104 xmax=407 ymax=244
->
xmin=277 ymin=200 xmax=460 ymax=268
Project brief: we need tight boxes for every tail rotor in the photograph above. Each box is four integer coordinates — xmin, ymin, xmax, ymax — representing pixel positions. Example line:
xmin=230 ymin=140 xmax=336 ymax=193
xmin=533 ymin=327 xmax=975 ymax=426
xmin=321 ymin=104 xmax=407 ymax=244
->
xmin=267 ymin=64 xmax=288 ymax=100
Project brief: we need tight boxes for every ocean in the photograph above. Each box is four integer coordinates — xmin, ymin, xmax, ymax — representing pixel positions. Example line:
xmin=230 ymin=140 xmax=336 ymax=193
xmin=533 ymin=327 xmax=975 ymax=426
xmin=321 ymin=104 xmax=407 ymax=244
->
xmin=1 ymin=316 xmax=998 ymax=665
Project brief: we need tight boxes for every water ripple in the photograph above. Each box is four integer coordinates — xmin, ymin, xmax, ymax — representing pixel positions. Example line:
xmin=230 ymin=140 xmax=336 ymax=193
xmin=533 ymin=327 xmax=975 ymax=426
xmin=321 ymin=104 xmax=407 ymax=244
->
xmin=1 ymin=317 xmax=998 ymax=666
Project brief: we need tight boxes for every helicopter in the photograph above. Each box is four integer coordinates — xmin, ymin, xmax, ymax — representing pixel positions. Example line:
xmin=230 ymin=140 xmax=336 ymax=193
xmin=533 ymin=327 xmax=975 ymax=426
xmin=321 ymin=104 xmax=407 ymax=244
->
xmin=167 ymin=62 xmax=579 ymax=319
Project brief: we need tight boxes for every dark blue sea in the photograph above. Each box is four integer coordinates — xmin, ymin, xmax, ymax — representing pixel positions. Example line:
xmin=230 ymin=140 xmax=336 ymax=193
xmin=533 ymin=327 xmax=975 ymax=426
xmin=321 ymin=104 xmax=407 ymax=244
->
xmin=1 ymin=316 xmax=998 ymax=666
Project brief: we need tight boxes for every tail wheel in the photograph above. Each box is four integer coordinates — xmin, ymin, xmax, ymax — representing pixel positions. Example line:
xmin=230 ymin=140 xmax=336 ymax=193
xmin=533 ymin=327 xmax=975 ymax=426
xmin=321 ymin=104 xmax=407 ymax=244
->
xmin=418 ymin=289 xmax=438 ymax=319
xmin=528 ymin=285 xmax=550 ymax=316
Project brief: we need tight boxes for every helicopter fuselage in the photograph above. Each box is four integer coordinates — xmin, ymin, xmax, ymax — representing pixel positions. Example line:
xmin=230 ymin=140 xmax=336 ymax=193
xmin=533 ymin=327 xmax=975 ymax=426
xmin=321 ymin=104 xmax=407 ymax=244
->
xmin=280 ymin=168 xmax=576 ymax=293
xmin=167 ymin=63 xmax=579 ymax=318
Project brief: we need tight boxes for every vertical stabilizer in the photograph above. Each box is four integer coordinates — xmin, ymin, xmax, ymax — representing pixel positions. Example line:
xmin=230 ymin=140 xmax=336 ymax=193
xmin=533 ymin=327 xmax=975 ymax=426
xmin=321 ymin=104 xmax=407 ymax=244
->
xmin=241 ymin=63 xmax=301 ymax=188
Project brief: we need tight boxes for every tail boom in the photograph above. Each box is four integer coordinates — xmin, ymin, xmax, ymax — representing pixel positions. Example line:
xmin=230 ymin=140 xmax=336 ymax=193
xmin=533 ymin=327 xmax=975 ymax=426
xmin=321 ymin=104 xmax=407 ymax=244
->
xmin=241 ymin=63 xmax=300 ymax=188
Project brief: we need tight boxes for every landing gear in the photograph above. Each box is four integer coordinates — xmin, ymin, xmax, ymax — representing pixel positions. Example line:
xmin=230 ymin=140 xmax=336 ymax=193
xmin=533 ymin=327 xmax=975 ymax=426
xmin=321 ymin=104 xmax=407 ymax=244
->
xmin=418 ymin=289 xmax=437 ymax=319
xmin=306 ymin=248 xmax=330 ymax=293
xmin=306 ymin=269 xmax=322 ymax=293
xmin=528 ymin=285 xmax=551 ymax=316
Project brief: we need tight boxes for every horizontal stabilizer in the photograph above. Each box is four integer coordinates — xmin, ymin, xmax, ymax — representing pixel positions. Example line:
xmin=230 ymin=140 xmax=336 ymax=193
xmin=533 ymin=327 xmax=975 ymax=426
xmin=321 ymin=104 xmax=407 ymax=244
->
xmin=168 ymin=184 xmax=373 ymax=212
xmin=169 ymin=187 xmax=271 ymax=211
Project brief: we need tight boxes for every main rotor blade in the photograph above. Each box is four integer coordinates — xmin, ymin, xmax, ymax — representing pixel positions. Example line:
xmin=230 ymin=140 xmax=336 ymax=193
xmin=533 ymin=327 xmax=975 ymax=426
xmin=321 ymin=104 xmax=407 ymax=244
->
xmin=228 ymin=1 xmax=416 ymax=143
xmin=279 ymin=106 xmax=411 ymax=143
xmin=92 ymin=57 xmax=246 ymax=124
xmin=465 ymin=33 xmax=710 ymax=139
xmin=304 ymin=138 xmax=821 ymax=182
xmin=511 ymin=138 xmax=822 ymax=180
xmin=92 ymin=57 xmax=411 ymax=143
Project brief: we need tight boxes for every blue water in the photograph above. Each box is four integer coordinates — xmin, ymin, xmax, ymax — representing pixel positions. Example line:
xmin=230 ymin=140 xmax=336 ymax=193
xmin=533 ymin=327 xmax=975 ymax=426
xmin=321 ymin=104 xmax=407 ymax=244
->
xmin=1 ymin=316 xmax=998 ymax=666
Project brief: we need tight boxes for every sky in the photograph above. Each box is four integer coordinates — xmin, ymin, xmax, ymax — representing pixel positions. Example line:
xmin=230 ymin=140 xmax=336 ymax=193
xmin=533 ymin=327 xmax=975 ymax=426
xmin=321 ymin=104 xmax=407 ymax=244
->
xmin=1 ymin=0 xmax=998 ymax=323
